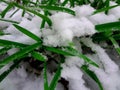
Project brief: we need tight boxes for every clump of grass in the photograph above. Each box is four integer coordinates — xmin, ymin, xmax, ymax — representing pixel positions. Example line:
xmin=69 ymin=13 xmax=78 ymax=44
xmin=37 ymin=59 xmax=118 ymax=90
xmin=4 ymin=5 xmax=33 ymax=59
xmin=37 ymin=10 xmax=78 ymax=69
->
xmin=0 ymin=0 xmax=120 ymax=90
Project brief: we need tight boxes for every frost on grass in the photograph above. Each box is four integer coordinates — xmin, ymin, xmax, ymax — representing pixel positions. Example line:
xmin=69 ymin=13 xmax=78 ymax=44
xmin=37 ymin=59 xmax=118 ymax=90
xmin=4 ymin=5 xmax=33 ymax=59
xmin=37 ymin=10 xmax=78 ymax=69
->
xmin=1 ymin=1 xmax=120 ymax=90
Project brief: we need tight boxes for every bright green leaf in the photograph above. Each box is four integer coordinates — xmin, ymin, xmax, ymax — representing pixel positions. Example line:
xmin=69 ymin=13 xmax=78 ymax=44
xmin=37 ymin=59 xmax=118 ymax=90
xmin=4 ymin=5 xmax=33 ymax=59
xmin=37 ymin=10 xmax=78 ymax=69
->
xmin=0 ymin=42 xmax=41 ymax=69
xmin=109 ymin=37 xmax=120 ymax=55
xmin=0 ymin=46 xmax=11 ymax=55
xmin=43 ymin=62 xmax=49 ymax=90
xmin=93 ymin=5 xmax=118 ymax=15
xmin=13 ymin=2 xmax=52 ymax=26
xmin=49 ymin=64 xmax=62 ymax=90
xmin=81 ymin=65 xmax=103 ymax=90
xmin=95 ymin=21 xmax=120 ymax=32
xmin=0 ymin=39 xmax=27 ymax=48
xmin=1 ymin=2 xmax=13 ymax=18
xmin=13 ymin=24 xmax=42 ymax=42
xmin=0 ymin=59 xmax=21 ymax=83
xmin=31 ymin=51 xmax=46 ymax=62
xmin=38 ymin=5 xmax=75 ymax=16
xmin=43 ymin=46 xmax=99 ymax=67
xmin=0 ymin=18 xmax=19 ymax=24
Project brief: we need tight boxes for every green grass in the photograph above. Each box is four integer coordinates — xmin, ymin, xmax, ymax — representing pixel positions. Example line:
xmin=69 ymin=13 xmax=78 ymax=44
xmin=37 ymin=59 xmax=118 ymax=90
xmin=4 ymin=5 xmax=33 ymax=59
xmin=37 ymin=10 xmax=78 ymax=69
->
xmin=0 ymin=0 xmax=120 ymax=90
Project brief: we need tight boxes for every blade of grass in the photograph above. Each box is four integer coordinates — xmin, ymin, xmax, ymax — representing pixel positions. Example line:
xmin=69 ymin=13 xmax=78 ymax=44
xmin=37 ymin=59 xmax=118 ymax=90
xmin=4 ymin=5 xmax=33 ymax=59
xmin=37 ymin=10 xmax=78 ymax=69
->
xmin=105 ymin=0 xmax=110 ymax=14
xmin=0 ymin=39 xmax=28 ymax=48
xmin=113 ymin=34 xmax=120 ymax=40
xmin=69 ymin=0 xmax=75 ymax=7
xmin=92 ymin=32 xmax=110 ymax=42
xmin=93 ymin=5 xmax=119 ymax=15
xmin=95 ymin=21 xmax=120 ymax=32
xmin=43 ymin=46 xmax=99 ymax=67
xmin=0 ymin=42 xmax=41 ymax=69
xmin=1 ymin=2 xmax=13 ymax=18
xmin=38 ymin=5 xmax=75 ymax=16
xmin=0 ymin=18 xmax=19 ymax=24
xmin=13 ymin=24 xmax=42 ymax=42
xmin=31 ymin=51 xmax=46 ymax=62
xmin=49 ymin=64 xmax=62 ymax=90
xmin=65 ymin=47 xmax=99 ymax=67
xmin=61 ymin=0 xmax=69 ymax=6
xmin=43 ymin=62 xmax=49 ymax=90
xmin=0 ymin=59 xmax=21 ymax=83
xmin=81 ymin=65 xmax=103 ymax=90
xmin=9 ymin=8 xmax=19 ymax=18
xmin=40 ymin=0 xmax=56 ymax=28
xmin=109 ymin=37 xmax=120 ymax=55
xmin=0 ymin=46 xmax=11 ymax=55
xmin=40 ymin=10 xmax=49 ymax=29
xmin=0 ymin=31 xmax=4 ymax=35
xmin=48 ymin=0 xmax=56 ymax=5
xmin=12 ymin=2 xmax=52 ymax=26
xmin=43 ymin=46 xmax=73 ymax=56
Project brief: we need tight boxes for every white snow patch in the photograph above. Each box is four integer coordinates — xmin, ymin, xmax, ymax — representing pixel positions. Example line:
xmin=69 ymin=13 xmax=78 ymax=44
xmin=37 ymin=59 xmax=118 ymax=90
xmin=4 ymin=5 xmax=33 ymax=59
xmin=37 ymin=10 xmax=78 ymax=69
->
xmin=61 ymin=65 xmax=90 ymax=90
xmin=81 ymin=38 xmax=120 ymax=90
xmin=89 ymin=13 xmax=118 ymax=24
xmin=74 ymin=5 xmax=95 ymax=18
xmin=109 ymin=1 xmax=120 ymax=19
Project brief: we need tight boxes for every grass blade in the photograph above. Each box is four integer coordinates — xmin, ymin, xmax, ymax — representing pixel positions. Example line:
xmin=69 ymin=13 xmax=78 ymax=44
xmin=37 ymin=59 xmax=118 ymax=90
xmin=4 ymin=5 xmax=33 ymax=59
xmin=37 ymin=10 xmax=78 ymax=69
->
xmin=43 ymin=46 xmax=73 ymax=56
xmin=109 ymin=37 xmax=120 ymax=55
xmin=113 ymin=34 xmax=120 ymax=40
xmin=31 ymin=51 xmax=46 ymax=62
xmin=43 ymin=62 xmax=49 ymax=90
xmin=81 ymin=65 xmax=103 ymax=90
xmin=43 ymin=46 xmax=99 ymax=67
xmin=93 ymin=5 xmax=118 ymax=15
xmin=0 ymin=31 xmax=5 ymax=36
xmin=0 ymin=59 xmax=21 ymax=83
xmin=61 ymin=0 xmax=69 ymax=6
xmin=92 ymin=32 xmax=109 ymax=42
xmin=95 ymin=21 xmax=120 ymax=32
xmin=104 ymin=0 xmax=110 ymax=14
xmin=13 ymin=2 xmax=52 ymax=26
xmin=69 ymin=0 xmax=75 ymax=7
xmin=0 ymin=18 xmax=19 ymax=24
xmin=1 ymin=3 xmax=13 ymax=18
xmin=0 ymin=46 xmax=11 ymax=55
xmin=0 ymin=39 xmax=27 ymax=48
xmin=49 ymin=64 xmax=62 ymax=90
xmin=65 ymin=47 xmax=99 ymax=67
xmin=40 ymin=0 xmax=55 ymax=28
xmin=38 ymin=5 xmax=75 ymax=16
xmin=13 ymin=24 xmax=42 ymax=42
xmin=0 ymin=42 xmax=41 ymax=69
xmin=79 ymin=54 xmax=99 ymax=67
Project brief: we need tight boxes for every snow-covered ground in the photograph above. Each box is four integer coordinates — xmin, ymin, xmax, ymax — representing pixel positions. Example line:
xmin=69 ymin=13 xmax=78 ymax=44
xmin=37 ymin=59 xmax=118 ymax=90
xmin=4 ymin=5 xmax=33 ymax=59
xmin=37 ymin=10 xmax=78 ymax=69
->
xmin=0 ymin=1 xmax=120 ymax=90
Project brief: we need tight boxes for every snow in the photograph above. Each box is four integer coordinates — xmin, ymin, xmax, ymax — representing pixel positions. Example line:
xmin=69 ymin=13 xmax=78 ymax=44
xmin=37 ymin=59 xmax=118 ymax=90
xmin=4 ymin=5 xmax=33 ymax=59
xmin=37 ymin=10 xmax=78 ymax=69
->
xmin=61 ymin=65 xmax=90 ymax=90
xmin=109 ymin=1 xmax=120 ymax=19
xmin=1 ymin=2 xmax=120 ymax=46
xmin=1 ymin=1 xmax=120 ymax=90
xmin=81 ymin=38 xmax=120 ymax=90
xmin=7 ymin=48 xmax=19 ymax=55
xmin=89 ymin=13 xmax=118 ymax=24
xmin=0 ymin=65 xmax=64 ymax=90
xmin=74 ymin=5 xmax=95 ymax=18
xmin=1 ymin=17 xmax=42 ymax=45
xmin=0 ymin=2 xmax=7 ymax=12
